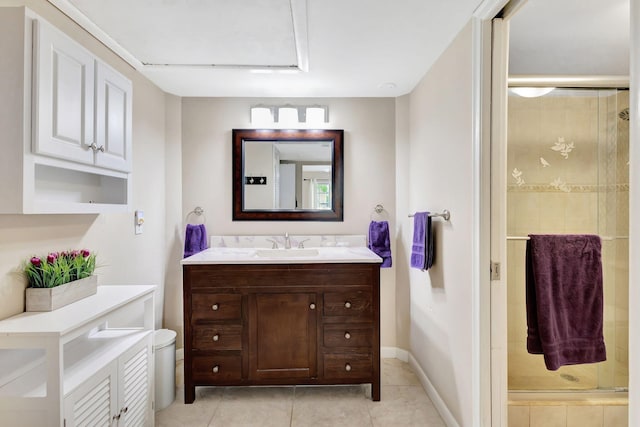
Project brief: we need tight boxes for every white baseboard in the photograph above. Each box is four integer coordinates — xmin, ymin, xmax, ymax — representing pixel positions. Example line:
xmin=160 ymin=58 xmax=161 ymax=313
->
xmin=381 ymin=346 xmax=409 ymax=362
xmin=408 ymin=352 xmax=459 ymax=427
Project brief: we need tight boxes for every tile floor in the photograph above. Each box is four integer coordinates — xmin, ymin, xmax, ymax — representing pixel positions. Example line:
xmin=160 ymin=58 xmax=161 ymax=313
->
xmin=155 ymin=358 xmax=446 ymax=427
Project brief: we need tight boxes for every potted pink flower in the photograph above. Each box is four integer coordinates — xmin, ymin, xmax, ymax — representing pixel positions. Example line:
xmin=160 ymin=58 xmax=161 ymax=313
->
xmin=24 ymin=249 xmax=98 ymax=311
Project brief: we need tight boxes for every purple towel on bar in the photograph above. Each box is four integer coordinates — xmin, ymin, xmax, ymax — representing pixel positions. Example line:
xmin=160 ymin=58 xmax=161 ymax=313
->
xmin=526 ymin=234 xmax=606 ymax=371
xmin=184 ymin=224 xmax=208 ymax=258
xmin=368 ymin=221 xmax=392 ymax=268
xmin=410 ymin=212 xmax=433 ymax=270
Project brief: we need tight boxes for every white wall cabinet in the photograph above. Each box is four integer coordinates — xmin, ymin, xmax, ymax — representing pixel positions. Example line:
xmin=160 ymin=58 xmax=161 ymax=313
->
xmin=0 ymin=6 xmax=132 ymax=214
xmin=0 ymin=285 xmax=155 ymax=427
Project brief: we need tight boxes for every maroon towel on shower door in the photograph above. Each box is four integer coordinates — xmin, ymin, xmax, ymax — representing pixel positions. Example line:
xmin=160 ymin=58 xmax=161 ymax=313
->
xmin=526 ymin=234 xmax=606 ymax=371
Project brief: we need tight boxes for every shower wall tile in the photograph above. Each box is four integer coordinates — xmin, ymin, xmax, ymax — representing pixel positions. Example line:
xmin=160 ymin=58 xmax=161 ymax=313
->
xmin=530 ymin=406 xmax=566 ymax=427
xmin=564 ymin=193 xmax=597 ymax=233
xmin=508 ymin=405 xmax=530 ymax=427
xmin=538 ymin=193 xmax=567 ymax=233
xmin=567 ymin=405 xmax=603 ymax=427
xmin=604 ymin=405 xmax=628 ymax=427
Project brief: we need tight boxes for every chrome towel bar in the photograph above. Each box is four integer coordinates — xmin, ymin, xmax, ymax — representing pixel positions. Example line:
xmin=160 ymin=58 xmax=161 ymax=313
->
xmin=408 ymin=209 xmax=450 ymax=221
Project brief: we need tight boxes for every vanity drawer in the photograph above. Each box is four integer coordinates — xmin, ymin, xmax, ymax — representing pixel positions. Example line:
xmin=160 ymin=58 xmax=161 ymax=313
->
xmin=323 ymin=353 xmax=372 ymax=379
xmin=192 ymin=354 xmax=242 ymax=382
xmin=323 ymin=291 xmax=372 ymax=317
xmin=323 ymin=324 xmax=373 ymax=348
xmin=192 ymin=293 xmax=242 ymax=322
xmin=193 ymin=325 xmax=242 ymax=351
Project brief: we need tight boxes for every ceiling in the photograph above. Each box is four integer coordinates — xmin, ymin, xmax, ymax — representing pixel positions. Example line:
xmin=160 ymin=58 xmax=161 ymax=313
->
xmin=47 ymin=0 xmax=630 ymax=98
xmin=47 ymin=0 xmax=485 ymax=97
xmin=509 ymin=0 xmax=629 ymax=77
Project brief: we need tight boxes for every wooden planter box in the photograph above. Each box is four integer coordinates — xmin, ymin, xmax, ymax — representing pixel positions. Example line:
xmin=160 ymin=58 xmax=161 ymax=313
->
xmin=25 ymin=275 xmax=98 ymax=312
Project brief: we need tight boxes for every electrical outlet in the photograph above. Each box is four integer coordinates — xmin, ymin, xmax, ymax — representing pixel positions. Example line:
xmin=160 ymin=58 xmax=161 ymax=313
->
xmin=135 ymin=210 xmax=144 ymax=235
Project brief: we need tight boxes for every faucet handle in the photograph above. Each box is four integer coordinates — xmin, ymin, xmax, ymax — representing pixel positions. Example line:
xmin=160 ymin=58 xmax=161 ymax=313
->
xmin=298 ymin=238 xmax=310 ymax=249
xmin=266 ymin=238 xmax=278 ymax=249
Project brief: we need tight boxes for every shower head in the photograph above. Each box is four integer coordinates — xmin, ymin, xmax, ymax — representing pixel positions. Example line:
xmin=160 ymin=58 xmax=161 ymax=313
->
xmin=619 ymin=108 xmax=630 ymax=121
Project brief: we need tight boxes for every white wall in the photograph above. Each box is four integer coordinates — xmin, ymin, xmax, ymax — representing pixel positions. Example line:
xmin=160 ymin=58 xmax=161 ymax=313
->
xmin=401 ymin=21 xmax=477 ymax=427
xmin=163 ymin=94 xmax=183 ymax=337
xmin=177 ymin=97 xmax=397 ymax=349
xmin=0 ymin=1 xmax=170 ymax=327
xmin=244 ymin=142 xmax=276 ymax=209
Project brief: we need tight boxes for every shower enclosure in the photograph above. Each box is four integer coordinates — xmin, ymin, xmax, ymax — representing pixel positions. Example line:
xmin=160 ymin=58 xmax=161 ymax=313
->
xmin=506 ymin=88 xmax=629 ymax=395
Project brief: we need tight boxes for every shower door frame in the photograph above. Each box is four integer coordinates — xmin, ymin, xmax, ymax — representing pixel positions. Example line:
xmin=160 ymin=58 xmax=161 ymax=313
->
xmin=488 ymin=10 xmax=635 ymax=427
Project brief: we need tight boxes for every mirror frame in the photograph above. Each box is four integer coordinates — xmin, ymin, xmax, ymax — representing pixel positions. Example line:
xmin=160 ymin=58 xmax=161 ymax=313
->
xmin=232 ymin=129 xmax=344 ymax=221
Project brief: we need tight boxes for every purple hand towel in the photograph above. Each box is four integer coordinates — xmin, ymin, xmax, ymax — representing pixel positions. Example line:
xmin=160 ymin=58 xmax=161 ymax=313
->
xmin=410 ymin=212 xmax=433 ymax=270
xmin=184 ymin=224 xmax=208 ymax=258
xmin=526 ymin=234 xmax=606 ymax=371
xmin=368 ymin=221 xmax=392 ymax=268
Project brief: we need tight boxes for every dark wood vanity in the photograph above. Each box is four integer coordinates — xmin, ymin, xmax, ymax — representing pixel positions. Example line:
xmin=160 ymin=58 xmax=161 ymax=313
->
xmin=182 ymin=262 xmax=381 ymax=402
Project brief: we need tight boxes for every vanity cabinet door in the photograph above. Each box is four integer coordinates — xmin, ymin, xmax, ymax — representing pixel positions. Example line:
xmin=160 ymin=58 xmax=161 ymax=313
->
xmin=248 ymin=292 xmax=317 ymax=380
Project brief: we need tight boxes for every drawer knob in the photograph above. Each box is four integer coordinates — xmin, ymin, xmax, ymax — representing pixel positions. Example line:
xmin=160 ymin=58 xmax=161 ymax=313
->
xmin=309 ymin=303 xmax=316 ymax=310
xmin=344 ymin=332 xmax=351 ymax=339
xmin=212 ymin=303 xmax=219 ymax=311
xmin=344 ymin=301 xmax=352 ymax=309
xmin=212 ymin=334 xmax=220 ymax=342
xmin=212 ymin=365 xmax=220 ymax=373
xmin=345 ymin=363 xmax=352 ymax=372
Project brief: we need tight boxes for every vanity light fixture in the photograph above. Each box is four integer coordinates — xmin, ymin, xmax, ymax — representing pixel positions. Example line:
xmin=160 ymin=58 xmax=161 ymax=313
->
xmin=250 ymin=106 xmax=274 ymax=125
xmin=250 ymin=105 xmax=329 ymax=126
xmin=277 ymin=106 xmax=300 ymax=126
xmin=305 ymin=106 xmax=329 ymax=124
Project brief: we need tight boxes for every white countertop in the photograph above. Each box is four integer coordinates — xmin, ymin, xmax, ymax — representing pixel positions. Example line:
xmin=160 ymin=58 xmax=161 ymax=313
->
xmin=0 ymin=285 xmax=155 ymax=335
xmin=181 ymin=246 xmax=383 ymax=265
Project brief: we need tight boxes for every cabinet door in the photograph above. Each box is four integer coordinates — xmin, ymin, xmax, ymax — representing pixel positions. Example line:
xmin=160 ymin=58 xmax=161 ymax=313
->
xmin=95 ymin=61 xmax=132 ymax=172
xmin=63 ymin=361 xmax=118 ymax=427
xmin=249 ymin=293 xmax=317 ymax=380
xmin=117 ymin=337 xmax=153 ymax=427
xmin=33 ymin=19 xmax=95 ymax=165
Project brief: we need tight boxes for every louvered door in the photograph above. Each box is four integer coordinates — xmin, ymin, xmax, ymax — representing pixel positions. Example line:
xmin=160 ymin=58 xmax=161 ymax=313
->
xmin=63 ymin=363 xmax=117 ymax=427
xmin=63 ymin=336 xmax=152 ymax=427
xmin=117 ymin=338 xmax=153 ymax=427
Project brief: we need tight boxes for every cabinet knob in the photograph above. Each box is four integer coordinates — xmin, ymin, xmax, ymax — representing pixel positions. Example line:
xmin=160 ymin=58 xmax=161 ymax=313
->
xmin=212 ymin=365 xmax=220 ymax=373
xmin=309 ymin=303 xmax=316 ymax=310
xmin=122 ymin=406 xmax=128 ymax=414
xmin=344 ymin=332 xmax=351 ymax=340
xmin=88 ymin=143 xmax=105 ymax=153
xmin=345 ymin=363 xmax=352 ymax=372
xmin=212 ymin=334 xmax=220 ymax=342
xmin=212 ymin=303 xmax=219 ymax=311
xmin=344 ymin=301 xmax=352 ymax=309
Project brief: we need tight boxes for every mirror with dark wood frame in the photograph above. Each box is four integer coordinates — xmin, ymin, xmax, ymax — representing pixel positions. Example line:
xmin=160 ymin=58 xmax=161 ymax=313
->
xmin=232 ymin=129 xmax=344 ymax=221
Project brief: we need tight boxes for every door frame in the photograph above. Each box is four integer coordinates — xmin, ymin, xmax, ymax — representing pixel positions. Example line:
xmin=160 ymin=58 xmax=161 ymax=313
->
xmin=487 ymin=1 xmax=639 ymax=426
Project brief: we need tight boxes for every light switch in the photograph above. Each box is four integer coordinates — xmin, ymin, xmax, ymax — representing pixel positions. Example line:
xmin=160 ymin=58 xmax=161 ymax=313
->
xmin=135 ymin=210 xmax=144 ymax=235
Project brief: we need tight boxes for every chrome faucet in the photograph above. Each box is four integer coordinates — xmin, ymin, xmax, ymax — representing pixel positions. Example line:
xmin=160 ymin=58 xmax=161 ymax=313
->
xmin=284 ymin=232 xmax=291 ymax=249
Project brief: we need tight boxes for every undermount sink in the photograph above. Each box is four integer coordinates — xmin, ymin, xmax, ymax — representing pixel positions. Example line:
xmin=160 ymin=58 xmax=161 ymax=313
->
xmin=255 ymin=248 xmax=319 ymax=258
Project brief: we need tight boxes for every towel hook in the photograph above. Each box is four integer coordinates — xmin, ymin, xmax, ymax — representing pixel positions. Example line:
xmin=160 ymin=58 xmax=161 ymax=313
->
xmin=370 ymin=204 xmax=388 ymax=221
xmin=186 ymin=206 xmax=206 ymax=223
